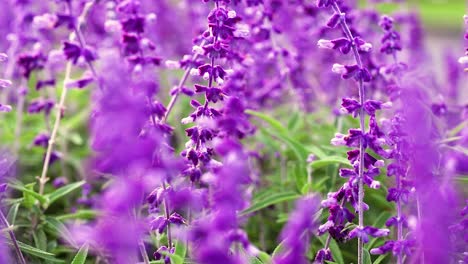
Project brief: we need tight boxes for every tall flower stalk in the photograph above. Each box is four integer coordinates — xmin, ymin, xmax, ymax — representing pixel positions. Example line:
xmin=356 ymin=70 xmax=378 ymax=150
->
xmin=38 ymin=0 xmax=96 ymax=195
xmin=459 ymin=14 xmax=468 ymax=71
xmin=369 ymin=15 xmax=415 ymax=263
xmin=315 ymin=1 xmax=390 ymax=263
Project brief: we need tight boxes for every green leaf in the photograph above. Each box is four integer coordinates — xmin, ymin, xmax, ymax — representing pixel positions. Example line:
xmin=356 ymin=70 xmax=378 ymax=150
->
xmin=9 ymin=182 xmax=48 ymax=206
xmin=71 ymin=244 xmax=89 ymax=264
xmin=23 ymin=183 xmax=36 ymax=208
xmin=45 ymin=180 xmax=85 ymax=206
xmin=247 ymin=110 xmax=311 ymax=162
xmin=310 ymin=156 xmax=350 ymax=170
xmin=250 ymin=257 xmax=263 ymax=264
xmin=44 ymin=217 xmax=77 ymax=247
xmin=246 ymin=110 xmax=288 ymax=135
xmin=56 ymin=209 xmax=98 ymax=221
xmin=306 ymin=145 xmax=327 ymax=159
xmin=312 ymin=177 xmax=329 ymax=193
xmin=373 ymin=255 xmax=387 ymax=264
xmin=271 ymin=240 xmax=285 ymax=258
xmin=173 ymin=240 xmax=187 ymax=264
xmin=257 ymin=251 xmax=272 ymax=264
xmin=287 ymin=112 xmax=301 ymax=130
xmin=33 ymin=228 xmax=48 ymax=251
xmin=240 ymin=191 xmax=300 ymax=216
xmin=13 ymin=240 xmax=64 ymax=263
xmin=301 ymin=183 xmax=312 ymax=194
xmin=363 ymin=249 xmax=372 ymax=264
xmin=6 ymin=203 xmax=20 ymax=225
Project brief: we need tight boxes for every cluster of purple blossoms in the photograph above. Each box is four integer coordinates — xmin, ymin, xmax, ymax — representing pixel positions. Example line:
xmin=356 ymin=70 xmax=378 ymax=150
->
xmin=0 ymin=1 xmax=466 ymax=264
xmin=368 ymin=15 xmax=415 ymax=262
xmin=315 ymin=1 xmax=391 ymax=263
xmin=459 ymin=14 xmax=468 ymax=71
xmin=144 ymin=0 xmax=256 ymax=262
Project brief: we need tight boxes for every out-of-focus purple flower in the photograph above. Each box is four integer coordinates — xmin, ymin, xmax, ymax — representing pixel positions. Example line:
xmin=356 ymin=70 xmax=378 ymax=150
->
xmin=0 ymin=104 xmax=11 ymax=112
xmin=273 ymin=195 xmax=321 ymax=264
xmin=16 ymin=51 xmax=46 ymax=79
xmin=190 ymin=138 xmax=253 ymax=264
xmin=52 ymin=176 xmax=68 ymax=188
xmin=62 ymin=41 xmax=96 ymax=64
xmin=27 ymin=98 xmax=54 ymax=115
xmin=348 ymin=226 xmax=390 ymax=244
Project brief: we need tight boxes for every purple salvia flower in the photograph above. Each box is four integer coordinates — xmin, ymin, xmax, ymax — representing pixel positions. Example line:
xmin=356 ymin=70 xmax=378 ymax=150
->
xmin=315 ymin=2 xmax=390 ymax=263
xmin=370 ymin=15 xmax=415 ymax=264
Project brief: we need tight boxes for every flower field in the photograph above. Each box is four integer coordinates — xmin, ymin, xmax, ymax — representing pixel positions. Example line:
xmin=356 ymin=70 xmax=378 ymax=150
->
xmin=0 ymin=0 xmax=467 ymax=263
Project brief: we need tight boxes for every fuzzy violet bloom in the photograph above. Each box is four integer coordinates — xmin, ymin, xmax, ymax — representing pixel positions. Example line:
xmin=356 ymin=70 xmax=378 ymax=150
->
xmin=273 ymin=195 xmax=321 ymax=264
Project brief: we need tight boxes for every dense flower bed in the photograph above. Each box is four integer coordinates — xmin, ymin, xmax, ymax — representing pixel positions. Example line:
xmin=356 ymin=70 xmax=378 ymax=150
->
xmin=0 ymin=0 xmax=466 ymax=264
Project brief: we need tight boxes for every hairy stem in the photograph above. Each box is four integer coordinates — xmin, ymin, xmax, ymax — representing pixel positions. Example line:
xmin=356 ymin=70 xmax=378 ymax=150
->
xmin=138 ymin=240 xmax=150 ymax=264
xmin=0 ymin=208 xmax=26 ymax=264
xmin=67 ymin=1 xmax=100 ymax=89
xmin=13 ymin=83 xmax=25 ymax=155
xmin=38 ymin=2 xmax=94 ymax=195
xmin=331 ymin=3 xmax=366 ymax=263
xmin=38 ymin=62 xmax=72 ymax=195
xmin=163 ymin=40 xmax=205 ymax=123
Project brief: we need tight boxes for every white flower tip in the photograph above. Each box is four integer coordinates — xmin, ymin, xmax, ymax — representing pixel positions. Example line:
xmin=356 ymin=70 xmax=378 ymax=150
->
xmin=458 ymin=56 xmax=468 ymax=64
xmin=104 ymin=20 xmax=122 ymax=33
xmin=408 ymin=216 xmax=418 ymax=229
xmin=0 ymin=53 xmax=8 ymax=62
xmin=105 ymin=1 xmax=116 ymax=9
xmin=146 ymin=13 xmax=157 ymax=22
xmin=374 ymin=160 xmax=385 ymax=168
xmin=332 ymin=63 xmax=346 ymax=74
xmin=382 ymin=101 xmax=393 ymax=109
xmin=164 ymin=60 xmax=180 ymax=69
xmin=216 ymin=77 xmax=224 ymax=85
xmin=234 ymin=28 xmax=250 ymax=38
xmin=228 ymin=10 xmax=237 ymax=18
xmin=192 ymin=45 xmax=204 ymax=55
xmin=339 ymin=107 xmax=349 ymax=114
xmin=181 ymin=116 xmax=193 ymax=124
xmin=32 ymin=13 xmax=57 ymax=29
xmin=317 ymin=39 xmax=334 ymax=49
xmin=0 ymin=79 xmax=12 ymax=88
xmin=370 ymin=181 xmax=381 ymax=189
xmin=202 ymin=72 xmax=210 ymax=80
xmin=189 ymin=68 xmax=200 ymax=76
xmin=133 ymin=64 xmax=143 ymax=74
xmin=224 ymin=69 xmax=234 ymax=76
xmin=360 ymin=43 xmax=373 ymax=52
